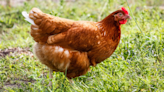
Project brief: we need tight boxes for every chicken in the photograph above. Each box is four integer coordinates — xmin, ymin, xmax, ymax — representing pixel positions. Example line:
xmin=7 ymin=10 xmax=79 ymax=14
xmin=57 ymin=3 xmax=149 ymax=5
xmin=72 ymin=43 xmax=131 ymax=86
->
xmin=22 ymin=7 xmax=130 ymax=85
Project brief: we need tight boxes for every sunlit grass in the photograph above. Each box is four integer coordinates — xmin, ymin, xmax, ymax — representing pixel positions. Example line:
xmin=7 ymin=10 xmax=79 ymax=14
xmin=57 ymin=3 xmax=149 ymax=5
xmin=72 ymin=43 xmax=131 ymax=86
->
xmin=0 ymin=0 xmax=164 ymax=91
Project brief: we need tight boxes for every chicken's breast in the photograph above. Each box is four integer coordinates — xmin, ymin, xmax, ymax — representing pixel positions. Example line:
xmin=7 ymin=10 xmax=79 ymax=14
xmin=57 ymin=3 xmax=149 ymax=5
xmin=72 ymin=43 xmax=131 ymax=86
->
xmin=33 ymin=43 xmax=90 ymax=78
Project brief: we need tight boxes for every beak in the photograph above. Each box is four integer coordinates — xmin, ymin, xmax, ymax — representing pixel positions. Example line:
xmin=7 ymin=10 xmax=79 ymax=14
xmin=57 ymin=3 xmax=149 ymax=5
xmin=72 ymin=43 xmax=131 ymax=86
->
xmin=125 ymin=15 xmax=131 ymax=19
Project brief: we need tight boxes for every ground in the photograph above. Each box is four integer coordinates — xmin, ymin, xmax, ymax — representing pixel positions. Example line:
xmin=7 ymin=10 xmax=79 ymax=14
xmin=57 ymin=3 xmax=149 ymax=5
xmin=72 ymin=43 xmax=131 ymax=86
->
xmin=0 ymin=0 xmax=164 ymax=91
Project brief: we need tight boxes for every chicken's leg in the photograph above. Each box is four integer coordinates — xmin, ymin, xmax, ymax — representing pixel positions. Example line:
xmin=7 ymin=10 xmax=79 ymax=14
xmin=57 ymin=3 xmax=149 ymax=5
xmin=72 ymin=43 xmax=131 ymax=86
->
xmin=48 ymin=68 xmax=53 ymax=87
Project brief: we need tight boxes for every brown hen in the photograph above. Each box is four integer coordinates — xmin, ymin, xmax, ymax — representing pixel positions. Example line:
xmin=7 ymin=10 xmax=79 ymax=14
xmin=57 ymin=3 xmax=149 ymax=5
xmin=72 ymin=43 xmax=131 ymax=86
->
xmin=22 ymin=7 xmax=130 ymax=85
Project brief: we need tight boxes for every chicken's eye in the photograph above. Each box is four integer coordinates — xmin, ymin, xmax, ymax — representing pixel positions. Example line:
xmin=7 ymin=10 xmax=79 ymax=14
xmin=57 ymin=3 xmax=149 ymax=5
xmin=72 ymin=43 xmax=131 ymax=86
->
xmin=119 ymin=13 xmax=123 ymax=16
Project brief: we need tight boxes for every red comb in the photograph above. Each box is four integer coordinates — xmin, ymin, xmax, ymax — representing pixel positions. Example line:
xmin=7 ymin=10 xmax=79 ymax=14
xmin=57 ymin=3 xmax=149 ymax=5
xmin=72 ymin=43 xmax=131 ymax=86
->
xmin=121 ymin=7 xmax=129 ymax=15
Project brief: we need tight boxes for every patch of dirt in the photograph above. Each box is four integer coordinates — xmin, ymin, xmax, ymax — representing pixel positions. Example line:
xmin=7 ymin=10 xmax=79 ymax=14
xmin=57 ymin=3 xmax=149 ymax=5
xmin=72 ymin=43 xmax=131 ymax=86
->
xmin=3 ymin=82 xmax=21 ymax=89
xmin=0 ymin=47 xmax=33 ymax=57
xmin=0 ymin=78 xmax=35 ymax=90
xmin=0 ymin=48 xmax=36 ymax=90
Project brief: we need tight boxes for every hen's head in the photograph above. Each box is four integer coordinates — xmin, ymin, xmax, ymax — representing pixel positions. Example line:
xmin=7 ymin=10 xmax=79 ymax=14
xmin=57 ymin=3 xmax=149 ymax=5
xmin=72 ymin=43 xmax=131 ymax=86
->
xmin=114 ymin=7 xmax=130 ymax=24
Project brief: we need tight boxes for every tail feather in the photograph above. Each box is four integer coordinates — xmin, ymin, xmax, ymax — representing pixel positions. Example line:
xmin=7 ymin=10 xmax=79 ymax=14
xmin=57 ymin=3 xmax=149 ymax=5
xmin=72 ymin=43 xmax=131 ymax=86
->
xmin=22 ymin=8 xmax=74 ymax=44
xmin=22 ymin=11 xmax=35 ymax=25
xmin=22 ymin=8 xmax=42 ymax=25
xmin=22 ymin=8 xmax=48 ymax=44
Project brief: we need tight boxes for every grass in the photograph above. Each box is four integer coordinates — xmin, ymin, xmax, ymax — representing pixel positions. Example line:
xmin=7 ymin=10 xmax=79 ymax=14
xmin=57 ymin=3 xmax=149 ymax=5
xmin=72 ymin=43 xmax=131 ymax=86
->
xmin=0 ymin=0 xmax=164 ymax=91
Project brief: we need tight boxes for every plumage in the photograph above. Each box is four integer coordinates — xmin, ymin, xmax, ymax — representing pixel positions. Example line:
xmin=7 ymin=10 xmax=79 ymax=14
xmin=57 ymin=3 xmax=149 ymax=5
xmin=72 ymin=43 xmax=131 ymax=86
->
xmin=23 ymin=7 xmax=130 ymax=85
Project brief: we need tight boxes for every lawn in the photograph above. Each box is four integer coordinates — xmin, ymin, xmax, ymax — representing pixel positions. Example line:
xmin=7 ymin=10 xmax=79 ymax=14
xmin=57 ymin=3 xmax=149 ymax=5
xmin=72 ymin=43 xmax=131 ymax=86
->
xmin=0 ymin=0 xmax=164 ymax=91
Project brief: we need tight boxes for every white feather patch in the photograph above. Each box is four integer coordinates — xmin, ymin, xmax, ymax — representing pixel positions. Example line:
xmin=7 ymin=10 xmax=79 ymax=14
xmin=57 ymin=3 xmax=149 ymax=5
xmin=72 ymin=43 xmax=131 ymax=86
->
xmin=32 ymin=27 xmax=38 ymax=30
xmin=22 ymin=11 xmax=35 ymax=25
xmin=30 ymin=11 xmax=34 ymax=14
xmin=64 ymin=50 xmax=69 ymax=57
xmin=58 ymin=48 xmax=64 ymax=52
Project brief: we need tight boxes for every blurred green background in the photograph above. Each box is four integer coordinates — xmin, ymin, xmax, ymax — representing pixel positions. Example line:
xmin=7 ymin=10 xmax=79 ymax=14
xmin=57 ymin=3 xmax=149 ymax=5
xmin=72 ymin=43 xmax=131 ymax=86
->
xmin=0 ymin=0 xmax=164 ymax=91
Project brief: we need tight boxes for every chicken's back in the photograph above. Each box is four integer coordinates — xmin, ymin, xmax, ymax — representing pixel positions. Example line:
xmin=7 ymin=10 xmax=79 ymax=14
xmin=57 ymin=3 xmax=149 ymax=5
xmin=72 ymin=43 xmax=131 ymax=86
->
xmin=22 ymin=8 xmax=75 ymax=44
xmin=33 ymin=43 xmax=90 ymax=78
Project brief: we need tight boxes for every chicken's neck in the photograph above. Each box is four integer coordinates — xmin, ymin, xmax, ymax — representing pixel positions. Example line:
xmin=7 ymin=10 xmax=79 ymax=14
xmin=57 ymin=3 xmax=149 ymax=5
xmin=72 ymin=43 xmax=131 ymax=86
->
xmin=89 ymin=16 xmax=121 ymax=66
xmin=98 ymin=15 xmax=121 ymax=41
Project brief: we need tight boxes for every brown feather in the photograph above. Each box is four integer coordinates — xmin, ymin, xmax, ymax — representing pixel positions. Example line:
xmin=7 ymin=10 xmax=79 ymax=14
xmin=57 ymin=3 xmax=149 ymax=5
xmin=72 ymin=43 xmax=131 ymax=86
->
xmin=29 ymin=8 xmax=128 ymax=78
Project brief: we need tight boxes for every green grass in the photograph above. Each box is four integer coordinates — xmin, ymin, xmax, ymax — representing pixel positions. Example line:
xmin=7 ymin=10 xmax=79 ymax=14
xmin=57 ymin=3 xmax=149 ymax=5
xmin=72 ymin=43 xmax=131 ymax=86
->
xmin=0 ymin=0 xmax=164 ymax=91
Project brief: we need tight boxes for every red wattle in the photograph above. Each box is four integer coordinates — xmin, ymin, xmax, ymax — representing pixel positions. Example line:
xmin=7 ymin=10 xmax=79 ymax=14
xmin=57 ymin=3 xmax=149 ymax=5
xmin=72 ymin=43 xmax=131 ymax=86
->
xmin=119 ymin=20 xmax=127 ymax=24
